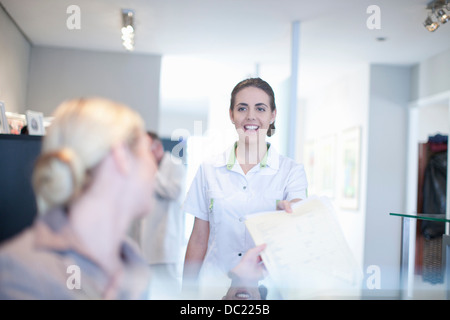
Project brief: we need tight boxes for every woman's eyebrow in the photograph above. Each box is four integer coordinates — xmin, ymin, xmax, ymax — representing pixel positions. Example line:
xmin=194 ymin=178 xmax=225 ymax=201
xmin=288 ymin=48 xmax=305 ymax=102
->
xmin=237 ymin=102 xmax=268 ymax=107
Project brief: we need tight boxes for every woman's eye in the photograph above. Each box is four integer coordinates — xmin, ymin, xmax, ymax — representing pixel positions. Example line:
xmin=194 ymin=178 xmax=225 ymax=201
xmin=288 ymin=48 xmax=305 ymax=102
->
xmin=257 ymin=107 xmax=266 ymax=112
xmin=237 ymin=107 xmax=246 ymax=112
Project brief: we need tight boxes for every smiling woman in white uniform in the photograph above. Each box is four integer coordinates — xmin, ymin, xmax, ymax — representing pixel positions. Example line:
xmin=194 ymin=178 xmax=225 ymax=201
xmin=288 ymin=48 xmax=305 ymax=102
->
xmin=183 ymin=78 xmax=308 ymax=295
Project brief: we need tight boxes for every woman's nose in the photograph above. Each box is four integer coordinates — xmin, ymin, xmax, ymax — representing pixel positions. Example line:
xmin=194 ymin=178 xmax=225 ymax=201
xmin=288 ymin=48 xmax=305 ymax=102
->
xmin=247 ymin=109 xmax=256 ymax=120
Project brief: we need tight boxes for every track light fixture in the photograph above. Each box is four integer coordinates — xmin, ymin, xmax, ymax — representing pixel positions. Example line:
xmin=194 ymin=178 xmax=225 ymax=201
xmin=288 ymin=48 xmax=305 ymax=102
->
xmin=424 ymin=0 xmax=450 ymax=32
xmin=424 ymin=16 xmax=440 ymax=31
xmin=437 ymin=8 xmax=450 ymax=23
xmin=121 ymin=9 xmax=135 ymax=51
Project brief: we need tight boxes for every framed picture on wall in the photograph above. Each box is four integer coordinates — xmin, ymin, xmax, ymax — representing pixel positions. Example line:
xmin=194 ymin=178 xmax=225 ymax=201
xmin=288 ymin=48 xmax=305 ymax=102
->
xmin=339 ymin=126 xmax=361 ymax=210
xmin=26 ymin=110 xmax=45 ymax=136
xmin=0 ymin=101 xmax=10 ymax=134
xmin=303 ymin=135 xmax=337 ymax=199
xmin=316 ymin=134 xmax=337 ymax=199
xmin=303 ymin=139 xmax=316 ymax=196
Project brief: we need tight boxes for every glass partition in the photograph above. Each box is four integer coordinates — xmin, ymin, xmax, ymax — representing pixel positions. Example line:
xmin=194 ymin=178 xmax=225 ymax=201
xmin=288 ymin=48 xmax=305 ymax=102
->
xmin=390 ymin=213 xmax=449 ymax=299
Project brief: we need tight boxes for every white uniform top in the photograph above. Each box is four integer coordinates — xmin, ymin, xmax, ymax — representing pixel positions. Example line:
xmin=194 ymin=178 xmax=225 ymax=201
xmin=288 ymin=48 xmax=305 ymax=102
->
xmin=140 ymin=152 xmax=186 ymax=265
xmin=183 ymin=142 xmax=308 ymax=280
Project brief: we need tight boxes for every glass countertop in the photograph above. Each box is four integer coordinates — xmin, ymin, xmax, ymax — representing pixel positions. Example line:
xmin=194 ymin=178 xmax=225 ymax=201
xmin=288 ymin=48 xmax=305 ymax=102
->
xmin=390 ymin=212 xmax=450 ymax=223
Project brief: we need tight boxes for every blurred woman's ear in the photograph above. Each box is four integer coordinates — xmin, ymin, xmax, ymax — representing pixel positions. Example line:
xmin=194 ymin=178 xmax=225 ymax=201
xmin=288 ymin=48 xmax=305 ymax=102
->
xmin=111 ymin=143 xmax=132 ymax=175
xmin=153 ymin=140 xmax=165 ymax=163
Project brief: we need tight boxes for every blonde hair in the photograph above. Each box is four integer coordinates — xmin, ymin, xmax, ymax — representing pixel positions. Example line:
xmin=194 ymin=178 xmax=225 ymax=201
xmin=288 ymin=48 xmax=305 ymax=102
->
xmin=32 ymin=98 xmax=144 ymax=214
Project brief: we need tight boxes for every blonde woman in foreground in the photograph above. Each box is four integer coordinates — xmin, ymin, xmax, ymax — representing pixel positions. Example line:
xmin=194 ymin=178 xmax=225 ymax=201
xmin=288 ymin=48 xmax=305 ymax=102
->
xmin=0 ymin=98 xmax=266 ymax=300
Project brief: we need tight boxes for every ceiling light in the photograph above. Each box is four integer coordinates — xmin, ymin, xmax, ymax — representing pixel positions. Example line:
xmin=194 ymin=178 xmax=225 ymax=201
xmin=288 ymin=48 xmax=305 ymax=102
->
xmin=424 ymin=16 xmax=440 ymax=31
xmin=424 ymin=0 xmax=450 ymax=31
xmin=436 ymin=8 xmax=450 ymax=23
xmin=121 ymin=9 xmax=135 ymax=51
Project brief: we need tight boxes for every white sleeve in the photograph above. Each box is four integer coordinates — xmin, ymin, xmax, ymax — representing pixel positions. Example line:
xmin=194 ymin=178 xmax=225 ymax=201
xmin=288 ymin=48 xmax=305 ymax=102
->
xmin=182 ymin=164 xmax=209 ymax=221
xmin=285 ymin=163 xmax=308 ymax=201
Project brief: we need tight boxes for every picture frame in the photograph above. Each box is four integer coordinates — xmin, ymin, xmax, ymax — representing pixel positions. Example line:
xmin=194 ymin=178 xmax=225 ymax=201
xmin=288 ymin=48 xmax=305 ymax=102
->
xmin=5 ymin=112 xmax=26 ymax=134
xmin=339 ymin=126 xmax=361 ymax=210
xmin=26 ymin=110 xmax=45 ymax=136
xmin=316 ymin=134 xmax=337 ymax=199
xmin=303 ymin=135 xmax=337 ymax=199
xmin=0 ymin=101 xmax=10 ymax=134
xmin=303 ymin=139 xmax=316 ymax=196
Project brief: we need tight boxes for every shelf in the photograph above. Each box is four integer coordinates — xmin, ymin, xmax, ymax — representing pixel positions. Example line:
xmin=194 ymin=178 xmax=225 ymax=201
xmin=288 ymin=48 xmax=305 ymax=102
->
xmin=390 ymin=212 xmax=450 ymax=223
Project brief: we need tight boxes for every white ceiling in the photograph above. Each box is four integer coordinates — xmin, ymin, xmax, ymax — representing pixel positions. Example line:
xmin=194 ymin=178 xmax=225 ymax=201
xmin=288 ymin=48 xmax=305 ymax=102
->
xmin=2 ymin=0 xmax=450 ymax=102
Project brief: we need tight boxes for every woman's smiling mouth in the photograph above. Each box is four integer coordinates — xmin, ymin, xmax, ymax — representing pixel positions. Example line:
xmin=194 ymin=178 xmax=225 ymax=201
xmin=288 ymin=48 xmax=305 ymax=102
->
xmin=243 ymin=124 xmax=260 ymax=132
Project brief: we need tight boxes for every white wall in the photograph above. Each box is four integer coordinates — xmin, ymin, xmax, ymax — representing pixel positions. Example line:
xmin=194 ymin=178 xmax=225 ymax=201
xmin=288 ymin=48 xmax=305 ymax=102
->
xmin=0 ymin=5 xmax=30 ymax=113
xmin=417 ymin=104 xmax=449 ymax=142
xmin=363 ymin=64 xmax=411 ymax=298
xmin=300 ymin=64 xmax=370 ymax=272
xmin=26 ymin=46 xmax=161 ymax=131
xmin=411 ymin=49 xmax=450 ymax=101
xmin=300 ymin=63 xmax=413 ymax=298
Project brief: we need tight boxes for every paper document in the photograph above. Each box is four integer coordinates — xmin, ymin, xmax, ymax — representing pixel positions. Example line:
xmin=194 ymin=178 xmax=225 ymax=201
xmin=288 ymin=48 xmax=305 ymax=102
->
xmin=245 ymin=196 xmax=362 ymax=299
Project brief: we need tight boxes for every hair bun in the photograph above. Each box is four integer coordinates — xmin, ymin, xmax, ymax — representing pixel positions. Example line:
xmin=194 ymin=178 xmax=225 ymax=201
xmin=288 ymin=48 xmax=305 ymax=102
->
xmin=33 ymin=148 xmax=85 ymax=212
xmin=267 ymin=122 xmax=276 ymax=137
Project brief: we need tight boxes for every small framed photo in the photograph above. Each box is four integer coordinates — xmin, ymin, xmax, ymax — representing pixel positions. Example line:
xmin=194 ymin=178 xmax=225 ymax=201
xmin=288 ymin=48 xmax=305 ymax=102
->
xmin=5 ymin=112 xmax=26 ymax=134
xmin=26 ymin=110 xmax=45 ymax=135
xmin=0 ymin=101 xmax=10 ymax=134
